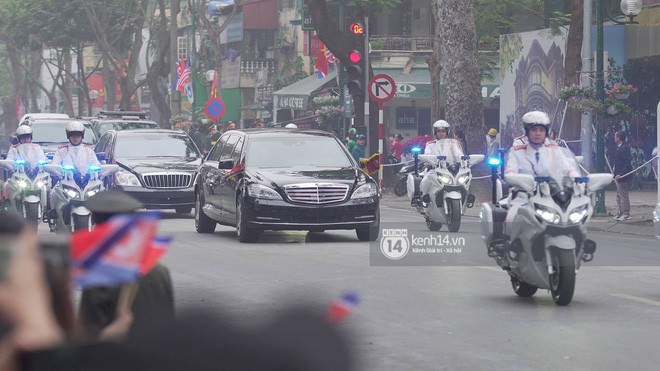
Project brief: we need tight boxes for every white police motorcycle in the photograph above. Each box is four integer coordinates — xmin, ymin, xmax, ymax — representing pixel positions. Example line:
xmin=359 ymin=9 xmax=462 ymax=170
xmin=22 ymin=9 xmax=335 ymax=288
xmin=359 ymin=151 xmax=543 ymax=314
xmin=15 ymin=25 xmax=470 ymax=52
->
xmin=44 ymin=163 xmax=119 ymax=232
xmin=0 ymin=159 xmax=51 ymax=225
xmin=407 ymin=145 xmax=484 ymax=232
xmin=479 ymin=150 xmax=612 ymax=305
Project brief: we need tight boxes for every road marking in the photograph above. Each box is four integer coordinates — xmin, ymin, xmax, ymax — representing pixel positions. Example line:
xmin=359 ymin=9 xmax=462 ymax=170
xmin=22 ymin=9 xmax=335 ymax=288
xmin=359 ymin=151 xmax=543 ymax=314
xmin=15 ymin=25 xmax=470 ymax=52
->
xmin=609 ymin=293 xmax=660 ymax=307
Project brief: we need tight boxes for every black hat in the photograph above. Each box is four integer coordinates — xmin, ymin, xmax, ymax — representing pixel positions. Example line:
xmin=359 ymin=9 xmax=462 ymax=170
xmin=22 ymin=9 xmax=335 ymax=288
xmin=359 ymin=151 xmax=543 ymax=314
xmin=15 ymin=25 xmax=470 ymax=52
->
xmin=85 ymin=190 xmax=143 ymax=214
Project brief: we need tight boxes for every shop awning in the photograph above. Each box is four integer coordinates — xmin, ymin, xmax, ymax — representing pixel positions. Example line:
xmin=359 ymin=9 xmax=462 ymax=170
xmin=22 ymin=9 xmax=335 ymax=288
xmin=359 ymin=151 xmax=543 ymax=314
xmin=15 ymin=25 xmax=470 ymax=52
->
xmin=373 ymin=68 xmax=500 ymax=101
xmin=272 ymin=70 xmax=338 ymax=110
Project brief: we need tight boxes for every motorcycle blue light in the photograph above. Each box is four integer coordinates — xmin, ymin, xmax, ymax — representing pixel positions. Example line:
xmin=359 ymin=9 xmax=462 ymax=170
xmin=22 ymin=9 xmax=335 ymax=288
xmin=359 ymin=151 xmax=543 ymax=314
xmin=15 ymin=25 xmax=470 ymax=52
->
xmin=89 ymin=165 xmax=101 ymax=172
xmin=38 ymin=160 xmax=49 ymax=165
xmin=14 ymin=159 xmax=26 ymax=166
xmin=411 ymin=147 xmax=422 ymax=153
xmin=62 ymin=164 xmax=76 ymax=171
xmin=487 ymin=157 xmax=501 ymax=166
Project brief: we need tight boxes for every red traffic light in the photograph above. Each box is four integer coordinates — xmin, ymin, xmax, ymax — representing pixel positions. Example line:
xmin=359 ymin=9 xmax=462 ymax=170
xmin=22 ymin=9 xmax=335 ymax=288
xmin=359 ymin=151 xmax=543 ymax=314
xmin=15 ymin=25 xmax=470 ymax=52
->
xmin=349 ymin=50 xmax=362 ymax=63
xmin=349 ymin=22 xmax=364 ymax=35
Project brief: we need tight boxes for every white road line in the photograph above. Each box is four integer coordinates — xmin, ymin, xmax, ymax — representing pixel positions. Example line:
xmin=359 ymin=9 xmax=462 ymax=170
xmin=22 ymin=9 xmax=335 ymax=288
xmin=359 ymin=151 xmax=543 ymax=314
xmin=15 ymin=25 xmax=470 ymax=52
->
xmin=609 ymin=293 xmax=660 ymax=307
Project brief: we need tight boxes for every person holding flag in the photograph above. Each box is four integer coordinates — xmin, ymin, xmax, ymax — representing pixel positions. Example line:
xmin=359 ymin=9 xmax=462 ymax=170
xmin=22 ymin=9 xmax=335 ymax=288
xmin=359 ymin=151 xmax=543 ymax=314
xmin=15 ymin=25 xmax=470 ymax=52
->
xmin=76 ymin=190 xmax=175 ymax=340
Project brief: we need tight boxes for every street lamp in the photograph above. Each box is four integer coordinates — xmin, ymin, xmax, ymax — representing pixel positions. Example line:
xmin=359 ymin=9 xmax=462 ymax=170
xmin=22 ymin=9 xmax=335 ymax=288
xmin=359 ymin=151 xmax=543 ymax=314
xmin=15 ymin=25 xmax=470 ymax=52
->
xmin=89 ymin=90 xmax=99 ymax=116
xmin=594 ymin=0 xmax=642 ymax=214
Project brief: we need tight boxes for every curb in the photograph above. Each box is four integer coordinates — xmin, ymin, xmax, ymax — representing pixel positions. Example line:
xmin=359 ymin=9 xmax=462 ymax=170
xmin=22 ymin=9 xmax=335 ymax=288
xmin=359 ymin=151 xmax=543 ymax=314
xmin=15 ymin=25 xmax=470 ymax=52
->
xmin=380 ymin=197 xmax=657 ymax=238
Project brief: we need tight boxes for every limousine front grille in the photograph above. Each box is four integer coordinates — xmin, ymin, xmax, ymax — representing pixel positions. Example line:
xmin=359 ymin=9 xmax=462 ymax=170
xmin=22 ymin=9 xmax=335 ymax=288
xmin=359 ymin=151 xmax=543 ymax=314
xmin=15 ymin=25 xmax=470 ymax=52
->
xmin=284 ymin=183 xmax=349 ymax=204
xmin=142 ymin=173 xmax=192 ymax=189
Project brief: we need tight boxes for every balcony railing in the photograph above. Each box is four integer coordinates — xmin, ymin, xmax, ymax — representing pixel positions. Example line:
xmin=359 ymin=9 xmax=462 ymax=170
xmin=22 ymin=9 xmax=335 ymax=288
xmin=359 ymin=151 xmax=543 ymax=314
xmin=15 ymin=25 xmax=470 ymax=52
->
xmin=369 ymin=35 xmax=433 ymax=52
xmin=240 ymin=59 xmax=276 ymax=74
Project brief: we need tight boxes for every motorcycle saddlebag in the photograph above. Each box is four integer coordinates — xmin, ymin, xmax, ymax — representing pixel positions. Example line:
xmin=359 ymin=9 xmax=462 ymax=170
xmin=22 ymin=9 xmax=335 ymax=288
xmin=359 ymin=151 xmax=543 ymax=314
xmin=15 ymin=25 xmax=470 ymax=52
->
xmin=406 ymin=173 xmax=423 ymax=200
xmin=479 ymin=203 xmax=508 ymax=245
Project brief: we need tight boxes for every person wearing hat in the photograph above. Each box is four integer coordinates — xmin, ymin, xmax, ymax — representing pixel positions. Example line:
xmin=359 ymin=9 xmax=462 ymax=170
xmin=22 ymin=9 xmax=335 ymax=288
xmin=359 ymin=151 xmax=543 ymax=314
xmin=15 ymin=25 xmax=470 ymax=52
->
xmin=252 ymin=119 xmax=264 ymax=128
xmin=345 ymin=128 xmax=357 ymax=153
xmin=486 ymin=128 xmax=500 ymax=158
xmin=351 ymin=134 xmax=366 ymax=163
xmin=226 ymin=122 xmax=236 ymax=131
xmin=79 ymin=190 xmax=175 ymax=340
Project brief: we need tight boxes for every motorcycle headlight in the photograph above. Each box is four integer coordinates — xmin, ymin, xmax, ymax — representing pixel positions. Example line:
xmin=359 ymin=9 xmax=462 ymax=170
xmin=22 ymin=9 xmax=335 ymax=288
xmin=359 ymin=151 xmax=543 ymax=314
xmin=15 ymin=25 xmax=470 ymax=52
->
xmin=86 ymin=186 xmax=102 ymax=197
xmin=351 ymin=183 xmax=378 ymax=199
xmin=116 ymin=169 xmax=141 ymax=186
xmin=534 ymin=204 xmax=561 ymax=224
xmin=36 ymin=180 xmax=47 ymax=189
xmin=16 ymin=180 xmax=29 ymax=189
xmin=568 ymin=204 xmax=590 ymax=224
xmin=654 ymin=208 xmax=660 ymax=222
xmin=457 ymin=174 xmax=470 ymax=185
xmin=63 ymin=185 xmax=80 ymax=199
xmin=437 ymin=174 xmax=452 ymax=184
xmin=247 ymin=184 xmax=282 ymax=200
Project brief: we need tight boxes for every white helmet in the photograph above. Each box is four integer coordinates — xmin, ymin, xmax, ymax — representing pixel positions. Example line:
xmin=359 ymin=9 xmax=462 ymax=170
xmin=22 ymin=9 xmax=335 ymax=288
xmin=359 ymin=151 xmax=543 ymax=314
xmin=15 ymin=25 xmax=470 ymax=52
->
xmin=15 ymin=125 xmax=33 ymax=137
xmin=522 ymin=111 xmax=551 ymax=132
xmin=432 ymin=120 xmax=450 ymax=135
xmin=65 ymin=120 xmax=86 ymax=138
xmin=285 ymin=123 xmax=297 ymax=128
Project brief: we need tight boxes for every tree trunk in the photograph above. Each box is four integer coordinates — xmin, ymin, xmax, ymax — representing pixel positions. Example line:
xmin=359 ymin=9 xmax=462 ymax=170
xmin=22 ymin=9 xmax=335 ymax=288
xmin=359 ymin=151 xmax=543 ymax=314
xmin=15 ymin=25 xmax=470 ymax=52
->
xmin=28 ymin=50 xmax=41 ymax=112
xmin=561 ymin=0 xmax=584 ymax=152
xmin=437 ymin=0 xmax=485 ymax=155
xmin=146 ymin=0 xmax=172 ymax=126
xmin=427 ymin=3 xmax=443 ymax=122
xmin=62 ymin=48 xmax=75 ymax=116
xmin=103 ymin=52 xmax=116 ymax=110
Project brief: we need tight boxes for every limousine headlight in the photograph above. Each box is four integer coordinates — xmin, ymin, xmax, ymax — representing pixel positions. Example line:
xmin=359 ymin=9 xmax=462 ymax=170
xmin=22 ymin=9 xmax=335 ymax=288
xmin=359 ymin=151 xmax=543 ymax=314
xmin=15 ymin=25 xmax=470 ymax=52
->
xmin=247 ymin=184 xmax=282 ymax=200
xmin=351 ymin=183 xmax=377 ymax=199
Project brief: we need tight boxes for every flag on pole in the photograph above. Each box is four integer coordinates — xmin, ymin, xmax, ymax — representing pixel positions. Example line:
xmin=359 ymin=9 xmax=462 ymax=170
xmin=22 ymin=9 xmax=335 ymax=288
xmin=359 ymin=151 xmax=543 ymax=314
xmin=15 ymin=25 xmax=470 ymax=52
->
xmin=360 ymin=153 xmax=381 ymax=175
xmin=70 ymin=212 xmax=171 ymax=288
xmin=16 ymin=95 xmax=25 ymax=120
xmin=315 ymin=45 xmax=329 ymax=78
xmin=325 ymin=48 xmax=338 ymax=64
xmin=210 ymin=70 xmax=218 ymax=98
xmin=175 ymin=58 xmax=192 ymax=93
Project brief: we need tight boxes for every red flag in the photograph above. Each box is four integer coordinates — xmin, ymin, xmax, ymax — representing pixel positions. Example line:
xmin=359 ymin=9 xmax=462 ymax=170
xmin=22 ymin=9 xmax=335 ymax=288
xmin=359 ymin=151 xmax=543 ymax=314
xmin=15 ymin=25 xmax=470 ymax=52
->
xmin=210 ymin=70 xmax=218 ymax=98
xmin=140 ymin=236 xmax=171 ymax=275
xmin=325 ymin=292 xmax=359 ymax=325
xmin=315 ymin=45 xmax=329 ymax=78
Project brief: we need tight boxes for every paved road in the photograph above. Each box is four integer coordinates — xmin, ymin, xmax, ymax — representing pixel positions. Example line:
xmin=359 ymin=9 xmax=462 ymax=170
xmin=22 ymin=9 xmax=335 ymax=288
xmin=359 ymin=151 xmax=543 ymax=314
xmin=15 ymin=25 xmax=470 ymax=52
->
xmin=38 ymin=206 xmax=660 ymax=370
xmin=146 ymin=206 xmax=660 ymax=371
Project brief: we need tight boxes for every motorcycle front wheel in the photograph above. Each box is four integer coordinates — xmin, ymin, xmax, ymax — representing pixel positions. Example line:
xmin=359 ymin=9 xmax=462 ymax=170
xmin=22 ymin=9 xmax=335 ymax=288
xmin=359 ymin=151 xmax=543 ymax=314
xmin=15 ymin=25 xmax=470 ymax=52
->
xmin=72 ymin=214 xmax=91 ymax=232
xmin=549 ymin=248 xmax=576 ymax=306
xmin=446 ymin=199 xmax=462 ymax=232
xmin=393 ymin=177 xmax=407 ymax=197
xmin=24 ymin=202 xmax=40 ymax=227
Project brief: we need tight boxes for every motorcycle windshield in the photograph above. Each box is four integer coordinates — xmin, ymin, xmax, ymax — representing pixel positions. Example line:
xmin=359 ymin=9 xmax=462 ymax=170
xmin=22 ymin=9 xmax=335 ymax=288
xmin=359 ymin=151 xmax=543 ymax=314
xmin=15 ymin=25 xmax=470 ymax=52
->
xmin=539 ymin=145 xmax=585 ymax=207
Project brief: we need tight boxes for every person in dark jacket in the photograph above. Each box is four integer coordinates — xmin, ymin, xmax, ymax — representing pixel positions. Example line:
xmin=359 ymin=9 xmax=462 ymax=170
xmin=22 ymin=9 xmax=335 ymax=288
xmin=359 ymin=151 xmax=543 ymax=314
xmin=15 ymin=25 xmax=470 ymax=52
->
xmin=78 ymin=190 xmax=175 ymax=340
xmin=613 ymin=131 xmax=633 ymax=221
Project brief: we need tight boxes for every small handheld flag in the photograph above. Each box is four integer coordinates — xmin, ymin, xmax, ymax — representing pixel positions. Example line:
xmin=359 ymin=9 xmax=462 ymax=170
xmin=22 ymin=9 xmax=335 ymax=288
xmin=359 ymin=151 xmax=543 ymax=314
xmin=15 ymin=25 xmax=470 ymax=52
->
xmin=325 ymin=292 xmax=359 ymax=324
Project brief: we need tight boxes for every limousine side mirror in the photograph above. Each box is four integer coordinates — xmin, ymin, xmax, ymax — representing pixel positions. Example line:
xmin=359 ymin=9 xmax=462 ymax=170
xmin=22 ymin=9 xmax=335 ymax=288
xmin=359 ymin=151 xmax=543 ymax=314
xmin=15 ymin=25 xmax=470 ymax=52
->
xmin=218 ymin=159 xmax=235 ymax=170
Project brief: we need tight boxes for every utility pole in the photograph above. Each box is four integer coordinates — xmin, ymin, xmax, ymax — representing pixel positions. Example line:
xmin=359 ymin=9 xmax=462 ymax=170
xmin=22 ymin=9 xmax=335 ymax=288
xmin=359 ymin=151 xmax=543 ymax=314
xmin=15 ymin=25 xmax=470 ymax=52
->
xmin=581 ymin=0 xmax=593 ymax=172
xmin=594 ymin=0 xmax=606 ymax=214
xmin=191 ymin=0 xmax=198 ymax=120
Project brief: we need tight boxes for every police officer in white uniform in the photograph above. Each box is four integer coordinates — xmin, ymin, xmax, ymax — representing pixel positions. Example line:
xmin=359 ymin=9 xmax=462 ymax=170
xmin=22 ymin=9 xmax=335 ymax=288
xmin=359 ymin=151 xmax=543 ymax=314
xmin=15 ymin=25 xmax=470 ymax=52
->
xmin=423 ymin=120 xmax=464 ymax=162
xmin=2 ymin=125 xmax=48 ymax=204
xmin=503 ymin=111 xmax=579 ymax=234
xmin=416 ymin=120 xmax=465 ymax=206
xmin=48 ymin=121 xmax=101 ymax=226
xmin=5 ymin=125 xmax=47 ymax=168
xmin=51 ymin=121 xmax=100 ymax=175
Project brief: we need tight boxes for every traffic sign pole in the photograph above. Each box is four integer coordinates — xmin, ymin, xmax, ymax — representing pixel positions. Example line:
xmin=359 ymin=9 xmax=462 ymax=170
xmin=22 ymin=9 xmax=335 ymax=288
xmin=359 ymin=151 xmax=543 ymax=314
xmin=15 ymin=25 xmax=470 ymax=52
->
xmin=378 ymin=105 xmax=384 ymax=195
xmin=368 ymin=74 xmax=396 ymax=196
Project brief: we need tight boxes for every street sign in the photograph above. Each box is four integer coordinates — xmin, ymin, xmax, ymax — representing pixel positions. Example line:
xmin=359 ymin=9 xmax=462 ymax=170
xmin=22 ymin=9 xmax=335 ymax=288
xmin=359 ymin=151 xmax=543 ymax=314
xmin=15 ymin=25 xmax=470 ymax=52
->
xmin=301 ymin=9 xmax=315 ymax=31
xmin=204 ymin=97 xmax=226 ymax=120
xmin=368 ymin=74 xmax=396 ymax=106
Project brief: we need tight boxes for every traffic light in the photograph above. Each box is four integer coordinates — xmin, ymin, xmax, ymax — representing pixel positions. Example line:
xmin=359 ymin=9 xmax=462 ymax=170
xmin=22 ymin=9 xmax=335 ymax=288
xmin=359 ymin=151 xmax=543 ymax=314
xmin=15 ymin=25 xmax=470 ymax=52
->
xmin=346 ymin=50 xmax=363 ymax=95
xmin=346 ymin=20 xmax=365 ymax=96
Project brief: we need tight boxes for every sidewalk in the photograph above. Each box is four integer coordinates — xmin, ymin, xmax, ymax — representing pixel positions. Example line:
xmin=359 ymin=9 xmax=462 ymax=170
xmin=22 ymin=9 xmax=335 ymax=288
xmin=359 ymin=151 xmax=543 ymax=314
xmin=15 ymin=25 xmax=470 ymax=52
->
xmin=379 ymin=188 xmax=658 ymax=237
